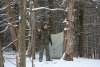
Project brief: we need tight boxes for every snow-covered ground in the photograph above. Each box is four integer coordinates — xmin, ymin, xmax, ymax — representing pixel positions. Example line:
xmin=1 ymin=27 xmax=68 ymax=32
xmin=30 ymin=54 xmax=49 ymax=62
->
xmin=3 ymin=51 xmax=100 ymax=67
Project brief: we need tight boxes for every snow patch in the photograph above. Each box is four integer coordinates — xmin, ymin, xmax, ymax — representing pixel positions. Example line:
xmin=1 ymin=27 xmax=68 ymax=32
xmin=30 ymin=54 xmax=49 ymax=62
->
xmin=0 ymin=6 xmax=7 ymax=10
xmin=64 ymin=27 xmax=70 ymax=30
xmin=19 ymin=16 xmax=21 ymax=20
xmin=66 ymin=7 xmax=68 ymax=11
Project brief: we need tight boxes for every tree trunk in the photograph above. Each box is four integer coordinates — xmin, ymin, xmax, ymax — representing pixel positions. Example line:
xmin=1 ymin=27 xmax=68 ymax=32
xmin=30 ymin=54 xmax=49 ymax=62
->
xmin=63 ymin=23 xmax=67 ymax=54
xmin=79 ymin=4 xmax=84 ymax=57
xmin=31 ymin=0 xmax=36 ymax=59
xmin=29 ymin=1 xmax=36 ymax=67
xmin=99 ymin=52 xmax=100 ymax=59
xmin=18 ymin=0 xmax=26 ymax=67
xmin=48 ymin=0 xmax=55 ymax=34
xmin=27 ymin=37 xmax=32 ymax=57
xmin=5 ymin=0 xmax=19 ymax=51
xmin=27 ymin=0 xmax=36 ymax=61
xmin=39 ymin=0 xmax=45 ymax=25
xmin=0 ymin=36 xmax=4 ymax=67
xmin=63 ymin=0 xmax=75 ymax=61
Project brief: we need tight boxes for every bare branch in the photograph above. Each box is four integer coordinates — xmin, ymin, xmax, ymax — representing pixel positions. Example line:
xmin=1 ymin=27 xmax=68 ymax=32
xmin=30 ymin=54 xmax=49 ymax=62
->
xmin=27 ymin=7 xmax=67 ymax=12
xmin=2 ymin=38 xmax=18 ymax=50
xmin=0 ymin=26 xmax=9 ymax=33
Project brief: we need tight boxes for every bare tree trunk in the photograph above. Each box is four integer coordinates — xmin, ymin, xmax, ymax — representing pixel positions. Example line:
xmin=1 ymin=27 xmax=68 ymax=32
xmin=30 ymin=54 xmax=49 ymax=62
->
xmin=48 ymin=0 xmax=55 ymax=34
xmin=39 ymin=0 xmax=45 ymax=25
xmin=0 ymin=36 xmax=4 ymax=67
xmin=27 ymin=0 xmax=32 ymax=57
xmin=18 ymin=0 xmax=26 ymax=67
xmin=29 ymin=0 xmax=36 ymax=67
xmin=5 ymin=0 xmax=19 ymax=51
xmin=63 ymin=23 xmax=67 ymax=54
xmin=79 ymin=4 xmax=84 ymax=57
xmin=27 ymin=0 xmax=36 ymax=61
xmin=30 ymin=0 xmax=36 ymax=59
xmin=27 ymin=37 xmax=32 ymax=57
xmin=99 ymin=47 xmax=100 ymax=59
xmin=63 ymin=0 xmax=75 ymax=61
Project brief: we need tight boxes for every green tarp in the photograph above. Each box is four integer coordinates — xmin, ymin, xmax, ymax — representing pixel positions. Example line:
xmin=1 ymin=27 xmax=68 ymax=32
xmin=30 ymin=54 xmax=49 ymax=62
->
xmin=49 ymin=32 xmax=63 ymax=59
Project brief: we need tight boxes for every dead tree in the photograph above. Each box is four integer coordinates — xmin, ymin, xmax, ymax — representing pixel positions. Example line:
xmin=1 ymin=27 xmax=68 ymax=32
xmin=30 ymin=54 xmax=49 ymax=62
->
xmin=18 ymin=0 xmax=26 ymax=67
xmin=63 ymin=0 xmax=76 ymax=61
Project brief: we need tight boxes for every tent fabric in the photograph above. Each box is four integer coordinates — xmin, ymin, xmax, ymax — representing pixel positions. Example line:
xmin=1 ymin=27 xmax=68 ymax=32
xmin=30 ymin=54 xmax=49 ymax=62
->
xmin=49 ymin=32 xmax=64 ymax=59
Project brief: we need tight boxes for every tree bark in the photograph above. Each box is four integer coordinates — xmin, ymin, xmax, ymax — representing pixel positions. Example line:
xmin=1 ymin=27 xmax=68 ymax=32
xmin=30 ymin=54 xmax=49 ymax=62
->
xmin=18 ymin=0 xmax=26 ymax=67
xmin=63 ymin=0 xmax=75 ymax=61
xmin=27 ymin=0 xmax=36 ymax=61
xmin=0 ymin=36 xmax=4 ymax=67
xmin=48 ymin=0 xmax=55 ymax=34
xmin=5 ymin=0 xmax=19 ymax=51
xmin=29 ymin=1 xmax=36 ymax=67
xmin=79 ymin=4 xmax=84 ymax=57
xmin=63 ymin=23 xmax=67 ymax=54
xmin=30 ymin=0 xmax=36 ymax=60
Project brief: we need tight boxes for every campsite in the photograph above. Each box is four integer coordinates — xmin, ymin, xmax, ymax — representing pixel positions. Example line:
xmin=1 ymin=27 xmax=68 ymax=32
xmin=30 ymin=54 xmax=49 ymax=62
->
xmin=0 ymin=0 xmax=100 ymax=67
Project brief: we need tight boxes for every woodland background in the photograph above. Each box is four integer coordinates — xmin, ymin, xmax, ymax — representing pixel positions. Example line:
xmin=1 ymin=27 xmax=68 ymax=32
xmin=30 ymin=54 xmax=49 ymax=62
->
xmin=0 ymin=0 xmax=100 ymax=67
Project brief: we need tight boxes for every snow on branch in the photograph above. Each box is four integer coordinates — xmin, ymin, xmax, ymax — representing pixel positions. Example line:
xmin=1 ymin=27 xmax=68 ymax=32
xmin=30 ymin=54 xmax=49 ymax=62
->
xmin=0 ymin=23 xmax=7 ymax=27
xmin=0 ymin=13 xmax=7 ymax=17
xmin=2 ymin=38 xmax=18 ymax=50
xmin=0 ymin=17 xmax=12 ymax=24
xmin=0 ymin=1 xmax=6 ymax=5
xmin=0 ymin=26 xmax=9 ymax=33
xmin=0 ymin=6 xmax=7 ymax=10
xmin=60 ymin=0 xmax=66 ymax=7
xmin=26 ymin=28 xmax=31 ymax=31
xmin=64 ymin=27 xmax=70 ymax=31
xmin=63 ymin=19 xmax=69 ymax=25
xmin=26 ymin=33 xmax=31 ymax=38
xmin=8 ymin=22 xmax=18 ymax=27
xmin=66 ymin=7 xmax=68 ymax=12
xmin=63 ymin=19 xmax=73 ymax=24
xmin=27 ymin=7 xmax=67 ymax=12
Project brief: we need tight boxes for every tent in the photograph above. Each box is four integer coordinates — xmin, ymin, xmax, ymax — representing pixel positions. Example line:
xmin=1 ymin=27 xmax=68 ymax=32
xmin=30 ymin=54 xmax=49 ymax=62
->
xmin=49 ymin=32 xmax=64 ymax=59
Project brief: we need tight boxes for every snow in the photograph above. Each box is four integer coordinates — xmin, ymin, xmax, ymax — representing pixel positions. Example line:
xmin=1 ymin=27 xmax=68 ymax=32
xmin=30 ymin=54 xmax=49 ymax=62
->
xmin=8 ymin=22 xmax=18 ymax=27
xmin=0 ymin=26 xmax=9 ymax=33
xmin=2 ymin=39 xmax=18 ymax=50
xmin=0 ymin=6 xmax=7 ymax=10
xmin=3 ymin=51 xmax=100 ymax=67
xmin=92 ymin=0 xmax=98 ymax=1
xmin=66 ymin=7 xmax=68 ymax=11
xmin=19 ymin=16 xmax=21 ymax=20
xmin=63 ymin=19 xmax=69 ymax=25
xmin=96 ymin=7 xmax=98 ymax=8
xmin=60 ymin=0 xmax=66 ymax=7
xmin=64 ymin=27 xmax=70 ymax=30
xmin=31 ymin=7 xmax=66 ymax=12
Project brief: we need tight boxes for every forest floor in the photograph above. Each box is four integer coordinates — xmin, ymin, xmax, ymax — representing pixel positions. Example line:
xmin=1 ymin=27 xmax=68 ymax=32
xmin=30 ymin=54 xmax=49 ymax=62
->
xmin=3 ymin=51 xmax=100 ymax=67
